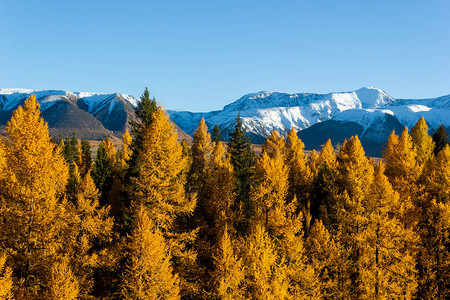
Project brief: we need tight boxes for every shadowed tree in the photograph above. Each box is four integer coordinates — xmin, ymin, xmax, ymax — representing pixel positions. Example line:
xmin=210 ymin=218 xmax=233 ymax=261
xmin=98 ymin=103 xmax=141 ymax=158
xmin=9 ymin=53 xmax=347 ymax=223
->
xmin=432 ymin=123 xmax=449 ymax=155
xmin=228 ymin=113 xmax=256 ymax=235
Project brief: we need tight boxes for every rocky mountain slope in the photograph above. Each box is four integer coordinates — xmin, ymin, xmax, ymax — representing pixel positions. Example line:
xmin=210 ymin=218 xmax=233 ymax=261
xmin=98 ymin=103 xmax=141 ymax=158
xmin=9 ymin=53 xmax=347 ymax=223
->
xmin=168 ymin=87 xmax=450 ymax=156
xmin=0 ymin=89 xmax=191 ymax=142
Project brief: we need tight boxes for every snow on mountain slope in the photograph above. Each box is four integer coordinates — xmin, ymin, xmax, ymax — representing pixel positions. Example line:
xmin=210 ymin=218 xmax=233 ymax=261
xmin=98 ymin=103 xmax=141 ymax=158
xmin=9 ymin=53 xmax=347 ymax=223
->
xmin=168 ymin=87 xmax=450 ymax=144
xmin=0 ymin=88 xmax=140 ymax=139
xmin=0 ymin=88 xmax=192 ymax=143
xmin=0 ymin=88 xmax=139 ymax=112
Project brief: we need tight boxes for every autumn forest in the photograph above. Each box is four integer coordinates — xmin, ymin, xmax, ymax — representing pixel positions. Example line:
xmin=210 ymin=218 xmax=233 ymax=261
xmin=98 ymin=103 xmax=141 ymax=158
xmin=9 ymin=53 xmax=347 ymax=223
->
xmin=0 ymin=91 xmax=449 ymax=300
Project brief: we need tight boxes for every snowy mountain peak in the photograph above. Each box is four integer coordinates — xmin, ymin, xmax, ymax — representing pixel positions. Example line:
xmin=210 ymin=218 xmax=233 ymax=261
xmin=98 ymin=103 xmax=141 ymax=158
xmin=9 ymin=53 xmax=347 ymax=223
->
xmin=0 ymin=88 xmax=140 ymax=112
xmin=222 ymin=87 xmax=394 ymax=113
xmin=354 ymin=87 xmax=394 ymax=109
xmin=168 ymin=87 xmax=450 ymax=155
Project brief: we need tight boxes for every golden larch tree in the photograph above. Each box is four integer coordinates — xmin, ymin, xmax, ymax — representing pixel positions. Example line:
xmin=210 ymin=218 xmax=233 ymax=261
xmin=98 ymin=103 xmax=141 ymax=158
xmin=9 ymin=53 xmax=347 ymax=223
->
xmin=384 ymin=128 xmax=420 ymax=196
xmin=262 ymin=130 xmax=286 ymax=158
xmin=416 ymin=144 xmax=450 ymax=299
xmin=212 ymin=227 xmax=246 ymax=300
xmin=130 ymin=104 xmax=196 ymax=295
xmin=383 ymin=128 xmax=420 ymax=228
xmin=65 ymin=168 xmax=114 ymax=298
xmin=243 ymin=225 xmax=290 ymax=300
xmin=0 ymin=95 xmax=70 ymax=297
xmin=336 ymin=135 xmax=374 ymax=298
xmin=252 ymin=133 xmax=290 ymax=233
xmin=103 ymin=136 xmax=118 ymax=167
xmin=131 ymin=104 xmax=195 ymax=244
xmin=319 ymin=139 xmax=338 ymax=170
xmin=122 ymin=129 xmax=132 ymax=162
xmin=359 ymin=162 xmax=418 ymax=299
xmin=308 ymin=149 xmax=320 ymax=177
xmin=122 ymin=206 xmax=180 ymax=300
xmin=203 ymin=141 xmax=236 ymax=236
xmin=0 ymin=253 xmax=13 ymax=300
xmin=310 ymin=139 xmax=340 ymax=231
xmin=47 ymin=258 xmax=80 ymax=300
xmin=189 ymin=117 xmax=213 ymax=194
xmin=252 ymin=131 xmax=320 ymax=299
xmin=286 ymin=128 xmax=313 ymax=212
xmin=411 ymin=117 xmax=435 ymax=165
xmin=306 ymin=220 xmax=344 ymax=298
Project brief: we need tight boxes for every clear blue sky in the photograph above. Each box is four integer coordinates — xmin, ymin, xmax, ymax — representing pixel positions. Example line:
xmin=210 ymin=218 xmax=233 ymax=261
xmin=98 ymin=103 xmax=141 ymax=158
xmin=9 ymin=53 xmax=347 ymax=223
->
xmin=1 ymin=0 xmax=449 ymax=111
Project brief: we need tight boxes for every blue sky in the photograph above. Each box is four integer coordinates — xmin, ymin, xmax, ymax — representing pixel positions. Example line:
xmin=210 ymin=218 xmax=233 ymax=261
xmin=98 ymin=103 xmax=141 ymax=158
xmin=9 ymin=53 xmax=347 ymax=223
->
xmin=1 ymin=0 xmax=449 ymax=111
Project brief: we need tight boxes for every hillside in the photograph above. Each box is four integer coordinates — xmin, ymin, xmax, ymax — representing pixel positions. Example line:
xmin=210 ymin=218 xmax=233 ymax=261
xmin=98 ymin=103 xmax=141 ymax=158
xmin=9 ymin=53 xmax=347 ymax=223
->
xmin=0 ymin=88 xmax=191 ymax=142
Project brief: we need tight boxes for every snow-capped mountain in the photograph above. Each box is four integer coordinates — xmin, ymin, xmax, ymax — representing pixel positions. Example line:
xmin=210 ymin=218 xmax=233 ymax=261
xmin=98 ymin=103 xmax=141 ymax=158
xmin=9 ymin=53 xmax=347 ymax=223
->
xmin=0 ymin=88 xmax=139 ymax=140
xmin=168 ymin=87 xmax=450 ymax=156
xmin=2 ymin=87 xmax=448 ymax=156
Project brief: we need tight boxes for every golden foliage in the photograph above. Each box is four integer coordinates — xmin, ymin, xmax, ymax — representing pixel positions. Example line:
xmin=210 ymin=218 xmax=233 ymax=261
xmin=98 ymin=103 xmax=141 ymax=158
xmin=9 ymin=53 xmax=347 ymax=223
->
xmin=243 ymin=225 xmax=289 ymax=300
xmin=122 ymin=206 xmax=180 ymax=300
xmin=204 ymin=142 xmax=236 ymax=235
xmin=411 ymin=116 xmax=435 ymax=165
xmin=122 ymin=129 xmax=132 ymax=162
xmin=0 ymin=95 xmax=71 ymax=296
xmin=306 ymin=220 xmax=343 ymax=298
xmin=319 ymin=139 xmax=337 ymax=170
xmin=359 ymin=162 xmax=418 ymax=299
xmin=131 ymin=105 xmax=195 ymax=239
xmin=0 ymin=253 xmax=13 ymax=300
xmin=212 ymin=227 xmax=246 ymax=300
xmin=67 ymin=170 xmax=114 ymax=297
xmin=286 ymin=128 xmax=313 ymax=207
xmin=47 ymin=258 xmax=79 ymax=300
xmin=103 ymin=136 xmax=118 ymax=167
xmin=190 ymin=117 xmax=213 ymax=191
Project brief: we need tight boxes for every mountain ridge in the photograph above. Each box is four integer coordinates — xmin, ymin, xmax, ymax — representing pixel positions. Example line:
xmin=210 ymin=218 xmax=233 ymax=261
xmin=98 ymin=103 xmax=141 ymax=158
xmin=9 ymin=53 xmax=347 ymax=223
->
xmin=0 ymin=88 xmax=191 ymax=142
xmin=168 ymin=87 xmax=450 ymax=156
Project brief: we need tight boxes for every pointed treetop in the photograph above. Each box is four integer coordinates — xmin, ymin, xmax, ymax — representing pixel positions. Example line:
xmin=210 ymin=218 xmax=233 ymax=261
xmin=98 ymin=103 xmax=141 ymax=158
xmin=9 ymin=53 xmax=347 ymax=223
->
xmin=319 ymin=139 xmax=337 ymax=170
xmin=262 ymin=130 xmax=285 ymax=159
xmin=432 ymin=123 xmax=449 ymax=155
xmin=411 ymin=117 xmax=434 ymax=164
xmin=212 ymin=124 xmax=222 ymax=144
xmin=135 ymin=87 xmax=157 ymax=128
xmin=287 ymin=128 xmax=305 ymax=150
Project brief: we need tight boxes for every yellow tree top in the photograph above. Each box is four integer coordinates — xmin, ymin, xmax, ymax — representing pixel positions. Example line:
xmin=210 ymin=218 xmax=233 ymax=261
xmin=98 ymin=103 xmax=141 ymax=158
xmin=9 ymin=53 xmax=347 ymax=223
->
xmin=122 ymin=129 xmax=132 ymax=162
xmin=411 ymin=117 xmax=435 ymax=165
xmin=422 ymin=144 xmax=450 ymax=204
xmin=103 ymin=136 xmax=117 ymax=166
xmin=309 ymin=149 xmax=320 ymax=176
xmin=190 ymin=117 xmax=213 ymax=191
xmin=319 ymin=139 xmax=337 ymax=170
xmin=337 ymin=135 xmax=374 ymax=202
xmin=262 ymin=130 xmax=285 ymax=158
xmin=3 ymin=95 xmax=69 ymax=197
xmin=0 ymin=95 xmax=71 ymax=297
xmin=286 ymin=128 xmax=312 ymax=198
xmin=132 ymin=104 xmax=195 ymax=250
xmin=384 ymin=128 xmax=421 ymax=193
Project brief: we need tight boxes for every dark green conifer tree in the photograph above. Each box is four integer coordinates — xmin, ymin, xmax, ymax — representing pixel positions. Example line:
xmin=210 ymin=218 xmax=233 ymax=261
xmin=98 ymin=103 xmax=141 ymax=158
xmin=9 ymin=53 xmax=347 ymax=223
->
xmin=212 ymin=124 xmax=222 ymax=144
xmin=228 ymin=113 xmax=256 ymax=234
xmin=92 ymin=142 xmax=114 ymax=206
xmin=63 ymin=132 xmax=79 ymax=164
xmin=127 ymin=87 xmax=158 ymax=177
xmin=432 ymin=123 xmax=449 ymax=155
xmin=80 ymin=139 xmax=92 ymax=177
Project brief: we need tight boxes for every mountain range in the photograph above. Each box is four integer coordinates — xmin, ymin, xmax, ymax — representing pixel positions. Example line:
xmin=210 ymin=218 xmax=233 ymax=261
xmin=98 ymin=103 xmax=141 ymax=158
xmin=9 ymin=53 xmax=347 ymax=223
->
xmin=168 ymin=87 xmax=450 ymax=156
xmin=1 ymin=87 xmax=448 ymax=156
xmin=0 ymin=88 xmax=190 ymax=142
